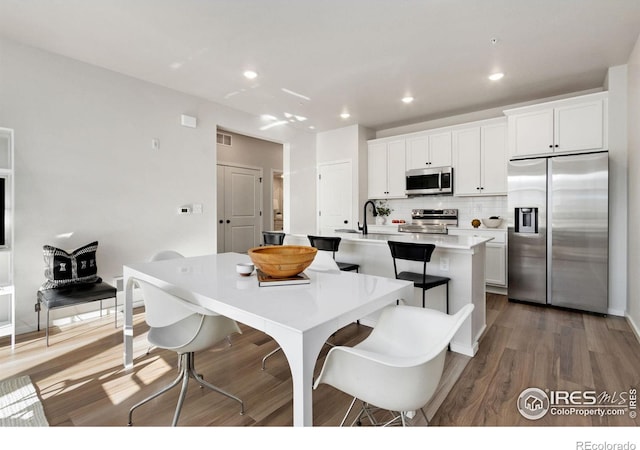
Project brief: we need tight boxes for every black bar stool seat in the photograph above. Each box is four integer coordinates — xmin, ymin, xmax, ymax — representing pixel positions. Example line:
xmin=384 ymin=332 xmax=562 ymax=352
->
xmin=387 ymin=241 xmax=450 ymax=312
xmin=262 ymin=231 xmax=285 ymax=245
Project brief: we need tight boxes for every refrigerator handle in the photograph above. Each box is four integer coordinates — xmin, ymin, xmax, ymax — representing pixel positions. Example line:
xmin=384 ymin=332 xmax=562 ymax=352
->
xmin=547 ymin=160 xmax=553 ymax=305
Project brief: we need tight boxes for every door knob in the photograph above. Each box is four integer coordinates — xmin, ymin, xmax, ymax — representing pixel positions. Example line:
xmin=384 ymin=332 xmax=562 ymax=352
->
xmin=226 ymin=220 xmax=230 ymax=224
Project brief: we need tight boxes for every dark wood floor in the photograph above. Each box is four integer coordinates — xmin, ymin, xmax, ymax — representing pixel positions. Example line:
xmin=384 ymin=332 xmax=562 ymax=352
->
xmin=1 ymin=293 xmax=639 ymax=427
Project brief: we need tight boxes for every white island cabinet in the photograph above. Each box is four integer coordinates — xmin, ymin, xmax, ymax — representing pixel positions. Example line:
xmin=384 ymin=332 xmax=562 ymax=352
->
xmin=285 ymin=232 xmax=489 ymax=357
xmin=448 ymin=227 xmax=507 ymax=290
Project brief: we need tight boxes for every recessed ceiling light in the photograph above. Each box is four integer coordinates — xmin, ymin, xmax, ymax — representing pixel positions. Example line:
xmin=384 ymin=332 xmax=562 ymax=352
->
xmin=402 ymin=96 xmax=414 ymax=104
xmin=340 ymin=112 xmax=350 ymax=119
xmin=243 ymin=70 xmax=258 ymax=80
xmin=261 ymin=114 xmax=278 ymax=121
xmin=489 ymin=72 xmax=504 ymax=81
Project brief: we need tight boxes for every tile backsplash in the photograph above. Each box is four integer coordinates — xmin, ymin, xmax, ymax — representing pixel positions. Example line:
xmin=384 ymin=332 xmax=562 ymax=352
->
xmin=383 ymin=195 xmax=507 ymax=227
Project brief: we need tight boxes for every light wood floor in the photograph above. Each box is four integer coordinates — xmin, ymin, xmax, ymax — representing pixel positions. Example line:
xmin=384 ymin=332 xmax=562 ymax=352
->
xmin=1 ymin=294 xmax=639 ymax=426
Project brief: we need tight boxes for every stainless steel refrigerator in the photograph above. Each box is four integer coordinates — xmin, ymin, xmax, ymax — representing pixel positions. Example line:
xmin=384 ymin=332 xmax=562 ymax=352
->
xmin=507 ymin=151 xmax=608 ymax=314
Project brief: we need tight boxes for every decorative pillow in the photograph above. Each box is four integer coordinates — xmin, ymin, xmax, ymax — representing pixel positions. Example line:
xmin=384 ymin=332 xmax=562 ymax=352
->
xmin=41 ymin=241 xmax=100 ymax=290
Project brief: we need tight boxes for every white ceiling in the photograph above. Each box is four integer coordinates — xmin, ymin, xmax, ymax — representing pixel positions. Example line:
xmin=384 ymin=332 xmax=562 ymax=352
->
xmin=1 ymin=0 xmax=639 ymax=133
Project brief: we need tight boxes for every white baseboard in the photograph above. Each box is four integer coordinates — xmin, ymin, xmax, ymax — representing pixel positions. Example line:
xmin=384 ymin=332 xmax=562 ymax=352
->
xmin=626 ymin=313 xmax=640 ymax=344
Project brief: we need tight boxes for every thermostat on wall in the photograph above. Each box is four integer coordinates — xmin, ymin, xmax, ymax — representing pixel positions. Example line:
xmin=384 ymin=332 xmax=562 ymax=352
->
xmin=178 ymin=206 xmax=192 ymax=214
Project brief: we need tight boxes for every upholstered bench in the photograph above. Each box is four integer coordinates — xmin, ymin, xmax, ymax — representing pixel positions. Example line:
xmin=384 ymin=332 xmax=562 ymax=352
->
xmin=36 ymin=281 xmax=117 ymax=346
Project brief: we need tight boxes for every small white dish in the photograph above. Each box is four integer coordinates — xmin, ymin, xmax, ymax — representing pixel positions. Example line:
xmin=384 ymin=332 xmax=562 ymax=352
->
xmin=236 ymin=263 xmax=254 ymax=276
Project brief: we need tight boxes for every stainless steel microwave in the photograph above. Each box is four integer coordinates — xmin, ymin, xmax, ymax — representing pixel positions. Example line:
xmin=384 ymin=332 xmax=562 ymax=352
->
xmin=405 ymin=166 xmax=453 ymax=196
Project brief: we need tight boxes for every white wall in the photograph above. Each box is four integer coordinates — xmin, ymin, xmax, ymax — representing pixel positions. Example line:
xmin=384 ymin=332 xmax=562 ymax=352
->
xmin=605 ymin=65 xmax=629 ymax=317
xmin=626 ymin=35 xmax=640 ymax=336
xmin=0 ymin=37 xmax=316 ymax=334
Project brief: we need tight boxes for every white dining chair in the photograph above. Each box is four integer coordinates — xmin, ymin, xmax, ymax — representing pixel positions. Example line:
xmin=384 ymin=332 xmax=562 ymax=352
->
xmin=128 ymin=279 xmax=244 ymax=426
xmin=144 ymin=250 xmax=185 ymax=354
xmin=313 ymin=303 xmax=474 ymax=426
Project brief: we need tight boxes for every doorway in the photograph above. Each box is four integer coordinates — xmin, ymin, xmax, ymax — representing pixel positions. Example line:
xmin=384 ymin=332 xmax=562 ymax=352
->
xmin=272 ymin=170 xmax=283 ymax=231
xmin=217 ymin=164 xmax=262 ymax=253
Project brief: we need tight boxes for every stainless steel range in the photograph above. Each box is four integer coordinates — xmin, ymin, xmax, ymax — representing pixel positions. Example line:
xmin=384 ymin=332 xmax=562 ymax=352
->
xmin=398 ymin=209 xmax=458 ymax=234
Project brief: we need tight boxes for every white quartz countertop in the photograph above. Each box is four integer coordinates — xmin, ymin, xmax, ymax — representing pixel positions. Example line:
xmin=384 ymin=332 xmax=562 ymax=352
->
xmin=289 ymin=231 xmax=493 ymax=250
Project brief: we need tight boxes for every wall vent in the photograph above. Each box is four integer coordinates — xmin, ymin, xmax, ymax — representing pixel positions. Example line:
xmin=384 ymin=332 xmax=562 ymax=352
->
xmin=217 ymin=132 xmax=232 ymax=146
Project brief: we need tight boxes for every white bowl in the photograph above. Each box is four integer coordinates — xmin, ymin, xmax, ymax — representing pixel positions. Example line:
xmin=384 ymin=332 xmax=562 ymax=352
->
xmin=236 ymin=262 xmax=255 ymax=276
xmin=482 ymin=218 xmax=503 ymax=228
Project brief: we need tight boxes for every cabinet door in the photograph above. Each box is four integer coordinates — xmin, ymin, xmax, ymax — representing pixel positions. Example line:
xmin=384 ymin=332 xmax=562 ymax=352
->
xmin=508 ymin=109 xmax=554 ymax=157
xmin=429 ymin=131 xmax=452 ymax=167
xmin=368 ymin=142 xmax=389 ymax=198
xmin=481 ymin=123 xmax=507 ymax=195
xmin=386 ymin=140 xmax=407 ymax=197
xmin=406 ymin=136 xmax=429 ymax=170
xmin=486 ymin=243 xmax=506 ymax=286
xmin=453 ymin=127 xmax=481 ymax=196
xmin=554 ymin=100 xmax=604 ymax=153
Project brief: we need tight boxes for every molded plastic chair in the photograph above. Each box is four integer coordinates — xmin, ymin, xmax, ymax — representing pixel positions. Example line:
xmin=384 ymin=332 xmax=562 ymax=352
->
xmin=262 ymin=231 xmax=285 ymax=245
xmin=308 ymin=235 xmax=359 ymax=272
xmin=128 ymin=280 xmax=244 ymax=426
xmin=260 ymin=251 xmax=340 ymax=370
xmin=140 ymin=251 xmax=185 ymax=353
xmin=313 ymin=303 xmax=474 ymax=426
xmin=387 ymin=241 xmax=450 ymax=312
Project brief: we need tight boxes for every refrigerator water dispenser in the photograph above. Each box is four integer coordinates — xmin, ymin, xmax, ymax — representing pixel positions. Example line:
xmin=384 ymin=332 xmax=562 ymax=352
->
xmin=515 ymin=207 xmax=538 ymax=234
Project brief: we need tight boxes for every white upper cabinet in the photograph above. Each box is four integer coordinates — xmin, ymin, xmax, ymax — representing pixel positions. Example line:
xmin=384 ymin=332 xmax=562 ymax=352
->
xmin=453 ymin=119 xmax=507 ymax=196
xmin=368 ymin=139 xmax=407 ymax=199
xmin=406 ymin=131 xmax=452 ymax=170
xmin=505 ymin=92 xmax=608 ymax=158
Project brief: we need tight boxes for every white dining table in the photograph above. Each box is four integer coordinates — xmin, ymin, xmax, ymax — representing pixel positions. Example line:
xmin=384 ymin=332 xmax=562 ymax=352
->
xmin=122 ymin=252 xmax=413 ymax=427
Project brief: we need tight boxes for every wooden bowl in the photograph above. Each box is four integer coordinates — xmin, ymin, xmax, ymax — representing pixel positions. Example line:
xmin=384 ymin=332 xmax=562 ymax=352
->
xmin=248 ymin=245 xmax=318 ymax=278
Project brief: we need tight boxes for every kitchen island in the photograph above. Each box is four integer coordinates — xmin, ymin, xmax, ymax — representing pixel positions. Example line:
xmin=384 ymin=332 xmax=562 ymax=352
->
xmin=285 ymin=231 xmax=492 ymax=356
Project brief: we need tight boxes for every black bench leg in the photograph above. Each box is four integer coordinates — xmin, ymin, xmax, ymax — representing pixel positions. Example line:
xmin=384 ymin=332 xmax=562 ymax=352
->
xmin=446 ymin=283 xmax=449 ymax=314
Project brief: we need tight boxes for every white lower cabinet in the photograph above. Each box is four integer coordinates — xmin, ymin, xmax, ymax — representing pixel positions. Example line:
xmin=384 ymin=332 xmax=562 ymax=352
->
xmin=448 ymin=228 xmax=507 ymax=287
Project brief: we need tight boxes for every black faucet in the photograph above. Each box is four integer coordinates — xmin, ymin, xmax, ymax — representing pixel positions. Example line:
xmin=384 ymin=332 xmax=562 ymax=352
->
xmin=359 ymin=200 xmax=378 ymax=235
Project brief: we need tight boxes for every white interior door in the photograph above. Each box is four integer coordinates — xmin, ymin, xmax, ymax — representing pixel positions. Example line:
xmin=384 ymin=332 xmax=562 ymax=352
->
xmin=218 ymin=165 xmax=262 ymax=253
xmin=318 ymin=161 xmax=353 ymax=234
